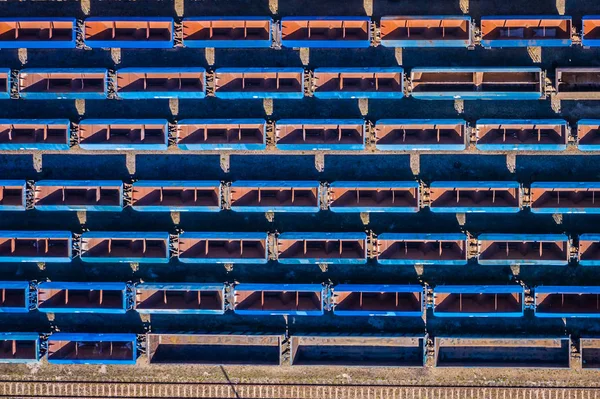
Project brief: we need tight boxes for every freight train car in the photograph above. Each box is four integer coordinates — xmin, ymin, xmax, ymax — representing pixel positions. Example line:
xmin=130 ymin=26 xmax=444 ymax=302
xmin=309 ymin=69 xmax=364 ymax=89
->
xmin=410 ymin=67 xmax=544 ymax=100
xmin=233 ymin=283 xmax=325 ymax=316
xmin=230 ymin=181 xmax=320 ymax=213
xmin=376 ymin=233 xmax=468 ymax=265
xmin=428 ymin=182 xmax=521 ymax=213
xmin=582 ymin=17 xmax=600 ymax=47
xmin=275 ymin=119 xmax=365 ymax=151
xmin=480 ymin=16 xmax=572 ymax=47
xmin=135 ymin=283 xmax=225 ymax=314
xmin=332 ymin=284 xmax=423 ymax=317
xmin=84 ymin=17 xmax=173 ymax=48
xmin=0 ymin=18 xmax=76 ymax=48
xmin=277 ymin=232 xmax=367 ymax=264
xmin=555 ymin=68 xmax=600 ymax=100
xmin=530 ymin=182 xmax=600 ymax=214
xmin=0 ymin=281 xmax=31 ymax=313
xmin=0 ymin=231 xmax=72 ymax=263
xmin=0 ymin=181 xmax=26 ymax=211
xmin=432 ymin=285 xmax=525 ymax=317
xmin=0 ymin=119 xmax=71 ymax=150
xmin=580 ymin=338 xmax=600 ymax=368
xmin=37 ymin=282 xmax=129 ymax=314
xmin=477 ymin=234 xmax=570 ymax=265
xmin=475 ymin=119 xmax=568 ymax=151
xmin=290 ymin=335 xmax=427 ymax=367
xmin=78 ymin=119 xmax=169 ymax=150
xmin=313 ymin=67 xmax=404 ymax=99
xmin=214 ymin=68 xmax=304 ymax=99
xmin=115 ymin=68 xmax=206 ymax=99
xmin=0 ymin=333 xmax=40 ymax=363
xmin=177 ymin=232 xmax=268 ymax=264
xmin=80 ymin=232 xmax=170 ymax=264
xmin=434 ymin=337 xmax=571 ymax=368
xmin=147 ymin=334 xmax=282 ymax=365
xmin=375 ymin=119 xmax=467 ymax=151
xmin=182 ymin=17 xmax=272 ymax=48
xmin=176 ymin=119 xmax=266 ymax=151
xmin=18 ymin=69 xmax=108 ymax=100
xmin=535 ymin=286 xmax=600 ymax=318
xmin=47 ymin=333 xmax=137 ymax=365
xmin=280 ymin=17 xmax=371 ymax=48
xmin=131 ymin=181 xmax=221 ymax=212
xmin=0 ymin=69 xmax=8 ymax=99
xmin=380 ymin=16 xmax=472 ymax=48
xmin=578 ymin=119 xmax=600 ymax=150
xmin=33 ymin=180 xmax=123 ymax=212
xmin=578 ymin=234 xmax=600 ymax=266
xmin=328 ymin=181 xmax=419 ymax=213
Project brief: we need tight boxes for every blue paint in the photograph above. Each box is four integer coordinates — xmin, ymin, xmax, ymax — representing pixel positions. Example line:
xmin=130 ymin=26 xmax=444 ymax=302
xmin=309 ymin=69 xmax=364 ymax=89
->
xmin=333 ymin=284 xmax=424 ymax=317
xmin=429 ymin=181 xmax=522 ymax=213
xmin=314 ymin=67 xmax=404 ymax=99
xmin=80 ymin=232 xmax=170 ymax=264
xmin=0 ymin=231 xmax=72 ymax=263
xmin=135 ymin=283 xmax=226 ymax=314
xmin=478 ymin=233 xmax=569 ymax=266
xmin=47 ymin=333 xmax=137 ymax=365
xmin=277 ymin=232 xmax=367 ymax=264
xmin=577 ymin=119 xmax=600 ymax=151
xmin=0 ymin=333 xmax=40 ymax=363
xmin=535 ymin=286 xmax=600 ymax=318
xmin=234 ymin=283 xmax=325 ymax=316
xmin=281 ymin=17 xmax=371 ymax=48
xmin=530 ymin=182 xmax=600 ymax=214
xmin=0 ymin=119 xmax=71 ymax=150
xmin=33 ymin=180 xmax=123 ymax=212
xmin=476 ymin=119 xmax=568 ymax=151
xmin=433 ymin=285 xmax=525 ymax=317
xmin=115 ymin=68 xmax=206 ymax=99
xmin=230 ymin=181 xmax=320 ymax=213
xmin=480 ymin=16 xmax=572 ymax=48
xmin=380 ymin=16 xmax=472 ymax=48
xmin=375 ymin=119 xmax=467 ymax=151
xmin=78 ymin=119 xmax=169 ymax=151
xmin=377 ymin=233 xmax=468 ymax=265
xmin=583 ymin=16 xmax=600 ymax=47
xmin=214 ymin=67 xmax=304 ymax=99
xmin=177 ymin=119 xmax=267 ymax=151
xmin=276 ymin=119 xmax=366 ymax=151
xmin=0 ymin=180 xmax=26 ymax=211
xmin=329 ymin=181 xmax=419 ymax=213
xmin=0 ymin=281 xmax=30 ymax=313
xmin=37 ymin=282 xmax=129 ymax=314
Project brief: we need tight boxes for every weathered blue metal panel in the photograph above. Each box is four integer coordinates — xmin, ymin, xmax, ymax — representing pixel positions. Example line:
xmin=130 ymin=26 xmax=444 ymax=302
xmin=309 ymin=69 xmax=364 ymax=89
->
xmin=33 ymin=180 xmax=123 ymax=212
xmin=579 ymin=234 xmax=600 ymax=266
xmin=280 ymin=17 xmax=371 ymax=48
xmin=19 ymin=68 xmax=108 ymax=100
xmin=178 ymin=232 xmax=268 ymax=264
xmin=480 ymin=16 xmax=572 ymax=48
xmin=535 ymin=286 xmax=600 ymax=318
xmin=47 ymin=333 xmax=137 ymax=365
xmin=0 ymin=18 xmax=76 ymax=48
xmin=78 ymin=119 xmax=169 ymax=151
xmin=377 ymin=233 xmax=468 ymax=265
xmin=429 ymin=181 xmax=522 ymax=213
xmin=230 ymin=181 xmax=321 ymax=213
xmin=0 ymin=231 xmax=72 ymax=263
xmin=0 ymin=180 xmax=26 ymax=211
xmin=478 ymin=234 xmax=570 ymax=266
xmin=0 ymin=281 xmax=30 ymax=313
xmin=313 ymin=67 xmax=404 ymax=99
xmin=131 ymin=180 xmax=221 ymax=212
xmin=275 ymin=119 xmax=366 ymax=151
xmin=177 ymin=119 xmax=267 ymax=151
xmin=329 ymin=181 xmax=419 ymax=213
xmin=0 ymin=119 xmax=70 ymax=150
xmin=433 ymin=285 xmax=525 ymax=317
xmin=578 ymin=119 xmax=600 ymax=151
xmin=84 ymin=17 xmax=174 ymax=48
xmin=135 ymin=283 xmax=226 ymax=314
xmin=375 ymin=119 xmax=467 ymax=151
xmin=0 ymin=69 xmax=10 ymax=99
xmin=583 ymin=17 xmax=600 ymax=47
xmin=233 ymin=283 xmax=326 ymax=316
xmin=183 ymin=17 xmax=273 ymax=48
xmin=116 ymin=68 xmax=206 ymax=99
xmin=277 ymin=232 xmax=367 ymax=264
xmin=410 ymin=67 xmax=543 ymax=100
xmin=37 ymin=282 xmax=129 ymax=314
xmin=80 ymin=232 xmax=170 ymax=264
xmin=380 ymin=16 xmax=472 ymax=48
xmin=333 ymin=284 xmax=423 ymax=317
xmin=530 ymin=182 xmax=600 ymax=214
xmin=476 ymin=119 xmax=568 ymax=151
xmin=0 ymin=333 xmax=40 ymax=363
xmin=214 ymin=68 xmax=304 ymax=99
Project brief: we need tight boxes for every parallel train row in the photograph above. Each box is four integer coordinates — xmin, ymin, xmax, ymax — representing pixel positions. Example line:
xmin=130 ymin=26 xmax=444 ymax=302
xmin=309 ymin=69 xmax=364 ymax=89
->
xmin=3 ymin=118 xmax=600 ymax=152
xmin=2 ymin=16 xmax=600 ymax=49
xmin=3 ymin=66 xmax=600 ymax=100
xmin=7 ymin=179 xmax=600 ymax=214
xmin=0 ymin=332 xmax=593 ymax=369
xmin=0 ymin=230 xmax=597 ymax=266
xmin=3 ymin=281 xmax=600 ymax=318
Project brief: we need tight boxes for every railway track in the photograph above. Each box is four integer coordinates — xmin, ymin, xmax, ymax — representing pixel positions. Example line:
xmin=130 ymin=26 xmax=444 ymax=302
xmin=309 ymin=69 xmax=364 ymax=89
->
xmin=1 ymin=382 xmax=600 ymax=399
